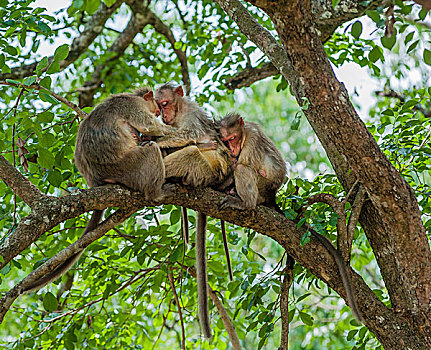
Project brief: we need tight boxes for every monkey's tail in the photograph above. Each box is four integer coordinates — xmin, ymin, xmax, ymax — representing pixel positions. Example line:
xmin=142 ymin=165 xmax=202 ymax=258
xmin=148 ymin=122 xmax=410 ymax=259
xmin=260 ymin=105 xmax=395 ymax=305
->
xmin=181 ymin=207 xmax=189 ymax=244
xmin=309 ymin=229 xmax=363 ymax=323
xmin=196 ymin=212 xmax=211 ymax=338
xmin=220 ymin=220 xmax=233 ymax=281
xmin=22 ymin=210 xmax=104 ymax=294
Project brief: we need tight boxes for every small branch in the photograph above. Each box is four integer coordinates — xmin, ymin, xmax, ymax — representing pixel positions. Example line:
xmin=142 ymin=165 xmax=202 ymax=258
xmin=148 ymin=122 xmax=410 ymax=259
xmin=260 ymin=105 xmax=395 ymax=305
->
xmin=208 ymin=287 xmax=241 ymax=350
xmin=347 ymin=186 xmax=367 ymax=258
xmin=0 ymin=206 xmax=139 ymax=324
xmin=342 ymin=179 xmax=359 ymax=206
xmin=278 ymin=255 xmax=295 ymax=350
xmin=225 ymin=61 xmax=279 ymax=90
xmin=168 ymin=271 xmax=186 ymax=350
xmin=0 ymin=0 xmax=124 ymax=80
xmin=0 ymin=81 xmax=87 ymax=119
xmin=376 ymin=89 xmax=431 ymax=118
xmin=0 ymin=155 xmax=44 ymax=207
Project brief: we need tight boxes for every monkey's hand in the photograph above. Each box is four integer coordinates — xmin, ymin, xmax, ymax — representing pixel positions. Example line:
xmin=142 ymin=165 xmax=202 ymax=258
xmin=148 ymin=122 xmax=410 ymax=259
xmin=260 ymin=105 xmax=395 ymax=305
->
xmin=218 ymin=195 xmax=248 ymax=211
xmin=196 ymin=141 xmax=217 ymax=151
xmin=139 ymin=140 xmax=155 ymax=146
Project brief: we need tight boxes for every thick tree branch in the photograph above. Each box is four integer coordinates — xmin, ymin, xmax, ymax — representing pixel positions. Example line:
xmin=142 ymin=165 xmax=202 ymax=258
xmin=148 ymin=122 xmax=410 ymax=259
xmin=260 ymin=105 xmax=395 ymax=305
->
xmin=223 ymin=0 xmax=383 ymax=90
xmin=0 ymin=155 xmax=44 ymax=207
xmin=0 ymin=0 xmax=124 ymax=81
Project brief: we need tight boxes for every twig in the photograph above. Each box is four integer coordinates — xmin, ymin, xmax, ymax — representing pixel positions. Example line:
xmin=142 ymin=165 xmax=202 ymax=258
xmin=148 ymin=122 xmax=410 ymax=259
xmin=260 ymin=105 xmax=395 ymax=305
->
xmin=342 ymin=179 xmax=359 ymax=205
xmin=0 ymin=81 xmax=87 ymax=119
xmin=168 ymin=271 xmax=186 ymax=350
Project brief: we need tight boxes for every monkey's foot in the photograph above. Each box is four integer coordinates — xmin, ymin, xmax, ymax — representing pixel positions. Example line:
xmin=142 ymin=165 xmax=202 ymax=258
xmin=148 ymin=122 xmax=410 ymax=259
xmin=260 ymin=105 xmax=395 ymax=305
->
xmin=157 ymin=183 xmax=176 ymax=200
xmin=219 ymin=196 xmax=248 ymax=210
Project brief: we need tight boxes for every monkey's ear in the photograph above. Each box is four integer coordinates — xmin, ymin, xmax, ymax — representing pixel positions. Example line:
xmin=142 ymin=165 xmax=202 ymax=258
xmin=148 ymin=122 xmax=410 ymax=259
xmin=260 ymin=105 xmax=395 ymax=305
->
xmin=239 ymin=117 xmax=245 ymax=126
xmin=143 ymin=91 xmax=154 ymax=101
xmin=174 ymin=86 xmax=184 ymax=97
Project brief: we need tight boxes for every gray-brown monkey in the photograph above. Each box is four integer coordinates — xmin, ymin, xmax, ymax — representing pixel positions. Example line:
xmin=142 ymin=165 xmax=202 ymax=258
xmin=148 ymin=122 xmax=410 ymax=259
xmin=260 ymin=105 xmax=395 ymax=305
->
xmin=217 ymin=113 xmax=362 ymax=322
xmin=23 ymin=88 xmax=175 ymax=293
xmin=217 ymin=113 xmax=286 ymax=211
xmin=155 ymin=83 xmax=232 ymax=338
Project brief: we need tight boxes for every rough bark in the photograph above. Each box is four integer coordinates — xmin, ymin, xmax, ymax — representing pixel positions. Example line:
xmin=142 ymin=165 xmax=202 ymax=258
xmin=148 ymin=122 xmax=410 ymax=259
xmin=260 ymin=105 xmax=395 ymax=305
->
xmin=215 ymin=0 xmax=431 ymax=348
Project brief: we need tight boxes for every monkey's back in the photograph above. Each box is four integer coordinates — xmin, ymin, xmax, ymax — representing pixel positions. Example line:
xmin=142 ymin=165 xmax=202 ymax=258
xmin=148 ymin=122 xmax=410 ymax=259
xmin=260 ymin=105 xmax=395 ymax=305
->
xmin=242 ymin=122 xmax=287 ymax=190
xmin=74 ymin=95 xmax=151 ymax=185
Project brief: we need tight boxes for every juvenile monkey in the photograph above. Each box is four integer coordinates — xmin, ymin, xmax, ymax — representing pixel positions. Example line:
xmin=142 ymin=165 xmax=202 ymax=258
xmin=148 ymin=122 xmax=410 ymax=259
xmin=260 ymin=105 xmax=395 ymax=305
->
xmin=217 ymin=113 xmax=362 ymax=322
xmin=155 ymin=83 xmax=232 ymax=338
xmin=217 ymin=113 xmax=287 ymax=211
xmin=23 ymin=88 xmax=175 ymax=293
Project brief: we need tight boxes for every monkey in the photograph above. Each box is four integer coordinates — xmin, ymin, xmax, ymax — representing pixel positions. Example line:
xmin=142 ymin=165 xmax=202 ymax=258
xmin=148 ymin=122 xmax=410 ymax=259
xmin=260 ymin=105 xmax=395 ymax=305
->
xmin=22 ymin=88 xmax=178 ymax=293
xmin=154 ymin=83 xmax=232 ymax=338
xmin=217 ymin=113 xmax=363 ymax=322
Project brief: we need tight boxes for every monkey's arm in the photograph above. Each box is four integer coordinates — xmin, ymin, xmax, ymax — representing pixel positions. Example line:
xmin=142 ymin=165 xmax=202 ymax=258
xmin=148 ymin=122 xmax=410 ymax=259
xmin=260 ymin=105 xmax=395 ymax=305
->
xmin=156 ymin=128 xmax=201 ymax=148
xmin=131 ymin=120 xmax=177 ymax=138
xmin=219 ymin=164 xmax=259 ymax=210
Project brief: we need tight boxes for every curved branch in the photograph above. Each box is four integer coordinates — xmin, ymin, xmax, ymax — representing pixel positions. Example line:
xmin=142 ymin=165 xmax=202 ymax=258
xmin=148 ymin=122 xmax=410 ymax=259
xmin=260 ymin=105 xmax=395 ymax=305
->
xmin=0 ymin=0 xmax=124 ymax=80
xmin=78 ymin=7 xmax=153 ymax=107
xmin=0 ymin=206 xmax=138 ymax=324
xmin=0 ymin=155 xmax=44 ymax=207
xmin=145 ymin=10 xmax=191 ymax=95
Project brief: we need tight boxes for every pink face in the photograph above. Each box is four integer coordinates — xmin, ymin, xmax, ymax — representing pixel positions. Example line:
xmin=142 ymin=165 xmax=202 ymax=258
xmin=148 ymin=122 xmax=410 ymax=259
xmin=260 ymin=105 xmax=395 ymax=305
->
xmin=221 ymin=132 xmax=241 ymax=157
xmin=156 ymin=86 xmax=184 ymax=126
xmin=143 ymin=91 xmax=161 ymax=117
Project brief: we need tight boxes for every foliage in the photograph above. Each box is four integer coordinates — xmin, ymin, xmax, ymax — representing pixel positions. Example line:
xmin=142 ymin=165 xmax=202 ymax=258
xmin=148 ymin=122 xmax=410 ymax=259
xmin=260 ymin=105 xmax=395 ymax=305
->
xmin=0 ymin=0 xmax=430 ymax=349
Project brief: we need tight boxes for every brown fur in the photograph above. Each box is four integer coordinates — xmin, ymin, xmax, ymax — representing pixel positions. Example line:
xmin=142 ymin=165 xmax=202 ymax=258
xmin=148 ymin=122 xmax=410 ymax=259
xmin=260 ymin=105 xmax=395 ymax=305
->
xmin=23 ymin=88 xmax=173 ymax=294
xmin=218 ymin=113 xmax=286 ymax=210
xmin=155 ymin=84 xmax=233 ymax=338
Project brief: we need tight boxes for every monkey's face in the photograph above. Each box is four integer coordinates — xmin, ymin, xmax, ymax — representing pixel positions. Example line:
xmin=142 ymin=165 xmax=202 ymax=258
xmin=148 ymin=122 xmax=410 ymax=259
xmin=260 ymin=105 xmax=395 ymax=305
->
xmin=143 ymin=91 xmax=162 ymax=117
xmin=220 ymin=128 xmax=242 ymax=157
xmin=155 ymin=92 xmax=176 ymax=126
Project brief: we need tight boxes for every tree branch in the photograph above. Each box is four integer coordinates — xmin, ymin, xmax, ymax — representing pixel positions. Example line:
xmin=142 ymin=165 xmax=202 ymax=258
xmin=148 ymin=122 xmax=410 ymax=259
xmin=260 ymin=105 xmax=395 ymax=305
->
xmin=376 ymin=88 xmax=431 ymax=118
xmin=0 ymin=206 xmax=138 ymax=324
xmin=0 ymin=0 xmax=124 ymax=81
xmin=347 ymin=186 xmax=367 ymax=258
xmin=0 ymin=155 xmax=44 ymax=207
xmin=78 ymin=5 xmax=153 ymax=107
xmin=144 ymin=9 xmax=191 ymax=95
xmin=168 ymin=271 xmax=186 ymax=350
xmin=0 ymin=81 xmax=88 ymax=119
xmin=278 ymin=255 xmax=295 ymax=350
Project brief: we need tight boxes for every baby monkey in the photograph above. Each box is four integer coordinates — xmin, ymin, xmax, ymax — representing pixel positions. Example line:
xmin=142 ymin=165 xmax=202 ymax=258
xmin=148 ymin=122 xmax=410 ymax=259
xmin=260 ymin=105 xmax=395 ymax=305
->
xmin=218 ymin=113 xmax=363 ymax=322
xmin=23 ymin=88 xmax=174 ymax=293
xmin=217 ymin=113 xmax=286 ymax=211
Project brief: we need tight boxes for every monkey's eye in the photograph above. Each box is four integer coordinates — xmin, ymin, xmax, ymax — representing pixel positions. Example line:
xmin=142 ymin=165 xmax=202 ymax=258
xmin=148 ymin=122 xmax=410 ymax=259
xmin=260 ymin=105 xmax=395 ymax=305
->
xmin=228 ymin=136 xmax=235 ymax=142
xmin=160 ymin=101 xmax=168 ymax=107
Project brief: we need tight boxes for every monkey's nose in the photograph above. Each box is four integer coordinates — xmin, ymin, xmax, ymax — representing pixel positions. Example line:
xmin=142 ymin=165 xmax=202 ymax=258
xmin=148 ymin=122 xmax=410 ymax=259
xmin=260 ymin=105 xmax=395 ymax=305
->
xmin=155 ymin=109 xmax=161 ymax=117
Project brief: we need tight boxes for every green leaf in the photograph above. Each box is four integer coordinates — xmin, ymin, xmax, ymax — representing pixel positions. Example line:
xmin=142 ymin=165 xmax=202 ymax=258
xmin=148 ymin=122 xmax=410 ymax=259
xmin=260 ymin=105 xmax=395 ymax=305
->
xmin=47 ymin=169 xmax=62 ymax=187
xmin=351 ymin=21 xmax=362 ymax=39
xmin=37 ymin=21 xmax=51 ymax=33
xmin=169 ymin=207 xmax=181 ymax=225
xmin=381 ymin=34 xmax=396 ymax=50
xmin=5 ymin=45 xmax=17 ymax=56
xmin=36 ymin=56 xmax=49 ymax=74
xmin=43 ymin=292 xmax=58 ymax=312
xmin=53 ymin=44 xmax=69 ymax=61
xmin=174 ymin=42 xmax=182 ymax=50
xmin=0 ymin=54 xmax=4 ymax=69
xmin=40 ymin=92 xmax=58 ymax=105
xmin=86 ymin=0 xmax=101 ymax=14
xmin=39 ymin=76 xmax=52 ymax=89
xmin=46 ymin=62 xmax=60 ymax=74
xmin=38 ymin=148 xmax=55 ymax=169
xmin=368 ymin=46 xmax=381 ymax=63
xmin=424 ymin=49 xmax=431 ymax=66
xmin=38 ymin=111 xmax=54 ymax=123
xmin=298 ymin=311 xmax=314 ymax=326
xmin=0 ymin=0 xmax=8 ymax=8
xmin=300 ymin=230 xmax=310 ymax=246
xmin=23 ymin=76 xmax=36 ymax=86
xmin=291 ymin=111 xmax=302 ymax=130
xmin=332 ymin=0 xmax=340 ymax=8
xmin=103 ymin=0 xmax=116 ymax=6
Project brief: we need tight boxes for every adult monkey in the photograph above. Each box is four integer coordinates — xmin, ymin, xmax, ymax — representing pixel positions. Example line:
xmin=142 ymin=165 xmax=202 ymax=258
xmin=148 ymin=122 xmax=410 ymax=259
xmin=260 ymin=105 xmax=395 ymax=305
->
xmin=155 ymin=83 xmax=232 ymax=338
xmin=23 ymin=88 xmax=178 ymax=293
xmin=217 ymin=113 xmax=362 ymax=322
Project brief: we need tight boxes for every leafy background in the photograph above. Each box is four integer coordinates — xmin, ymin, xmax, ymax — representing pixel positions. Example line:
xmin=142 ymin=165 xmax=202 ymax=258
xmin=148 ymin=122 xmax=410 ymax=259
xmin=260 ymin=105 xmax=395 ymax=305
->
xmin=0 ymin=0 xmax=430 ymax=349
